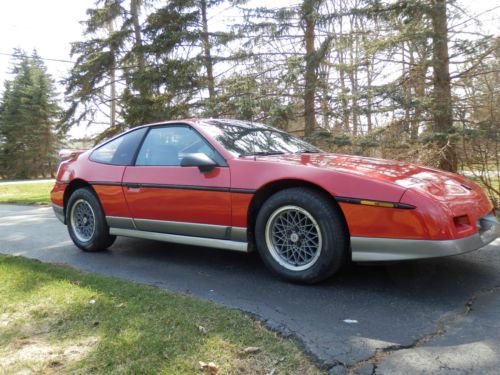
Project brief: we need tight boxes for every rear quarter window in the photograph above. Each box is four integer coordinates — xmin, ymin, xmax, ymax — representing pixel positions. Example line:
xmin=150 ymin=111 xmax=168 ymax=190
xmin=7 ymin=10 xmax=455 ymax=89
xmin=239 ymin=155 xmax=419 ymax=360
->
xmin=90 ymin=127 xmax=147 ymax=165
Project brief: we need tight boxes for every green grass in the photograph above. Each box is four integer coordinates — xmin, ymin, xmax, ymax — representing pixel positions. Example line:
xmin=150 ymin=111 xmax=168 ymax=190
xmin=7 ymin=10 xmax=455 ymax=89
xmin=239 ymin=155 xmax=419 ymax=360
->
xmin=0 ymin=182 xmax=53 ymax=205
xmin=0 ymin=255 xmax=322 ymax=375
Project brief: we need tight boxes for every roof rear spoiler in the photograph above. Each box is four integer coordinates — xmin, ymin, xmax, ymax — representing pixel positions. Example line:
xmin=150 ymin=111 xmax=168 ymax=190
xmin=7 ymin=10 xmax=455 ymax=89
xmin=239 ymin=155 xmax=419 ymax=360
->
xmin=58 ymin=149 xmax=87 ymax=160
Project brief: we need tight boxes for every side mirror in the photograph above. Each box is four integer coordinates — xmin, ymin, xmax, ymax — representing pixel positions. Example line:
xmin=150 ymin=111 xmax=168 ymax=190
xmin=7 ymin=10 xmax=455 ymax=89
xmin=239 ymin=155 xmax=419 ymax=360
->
xmin=180 ymin=153 xmax=217 ymax=173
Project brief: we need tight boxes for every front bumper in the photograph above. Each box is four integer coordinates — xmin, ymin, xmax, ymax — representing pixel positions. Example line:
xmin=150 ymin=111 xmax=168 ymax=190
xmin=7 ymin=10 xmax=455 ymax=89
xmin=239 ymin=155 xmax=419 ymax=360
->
xmin=351 ymin=213 xmax=500 ymax=262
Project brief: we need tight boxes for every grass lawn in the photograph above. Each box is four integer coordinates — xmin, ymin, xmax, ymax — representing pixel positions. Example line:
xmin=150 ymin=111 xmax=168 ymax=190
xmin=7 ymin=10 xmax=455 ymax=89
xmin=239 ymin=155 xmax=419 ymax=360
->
xmin=0 ymin=182 xmax=53 ymax=205
xmin=0 ymin=255 xmax=322 ymax=375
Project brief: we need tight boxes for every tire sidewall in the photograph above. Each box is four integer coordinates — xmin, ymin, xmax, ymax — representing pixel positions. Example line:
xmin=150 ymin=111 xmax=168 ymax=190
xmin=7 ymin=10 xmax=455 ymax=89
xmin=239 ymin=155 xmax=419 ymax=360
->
xmin=255 ymin=188 xmax=347 ymax=283
xmin=66 ymin=187 xmax=111 ymax=252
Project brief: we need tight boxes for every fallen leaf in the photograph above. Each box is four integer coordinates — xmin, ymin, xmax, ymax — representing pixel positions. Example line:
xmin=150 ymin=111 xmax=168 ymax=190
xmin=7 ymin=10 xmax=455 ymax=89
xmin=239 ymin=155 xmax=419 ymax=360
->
xmin=92 ymin=320 xmax=100 ymax=327
xmin=239 ymin=346 xmax=260 ymax=355
xmin=199 ymin=361 xmax=219 ymax=374
xmin=117 ymin=303 xmax=126 ymax=309
xmin=197 ymin=325 xmax=207 ymax=335
xmin=266 ymin=369 xmax=276 ymax=375
xmin=88 ymin=297 xmax=96 ymax=305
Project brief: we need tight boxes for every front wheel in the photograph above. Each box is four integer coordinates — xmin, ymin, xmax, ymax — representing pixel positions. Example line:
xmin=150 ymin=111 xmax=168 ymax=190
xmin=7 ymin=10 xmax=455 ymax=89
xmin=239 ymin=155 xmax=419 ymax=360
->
xmin=255 ymin=188 xmax=348 ymax=283
xmin=66 ymin=187 xmax=116 ymax=252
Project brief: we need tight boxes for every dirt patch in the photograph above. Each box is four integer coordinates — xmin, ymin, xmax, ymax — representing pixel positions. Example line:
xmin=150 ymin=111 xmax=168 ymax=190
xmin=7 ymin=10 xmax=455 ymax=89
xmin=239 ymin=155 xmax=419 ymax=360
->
xmin=0 ymin=336 xmax=99 ymax=373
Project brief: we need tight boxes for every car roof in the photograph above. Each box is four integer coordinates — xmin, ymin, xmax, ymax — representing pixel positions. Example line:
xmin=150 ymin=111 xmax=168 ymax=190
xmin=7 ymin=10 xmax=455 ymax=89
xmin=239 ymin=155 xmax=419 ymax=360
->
xmin=134 ymin=118 xmax=280 ymax=132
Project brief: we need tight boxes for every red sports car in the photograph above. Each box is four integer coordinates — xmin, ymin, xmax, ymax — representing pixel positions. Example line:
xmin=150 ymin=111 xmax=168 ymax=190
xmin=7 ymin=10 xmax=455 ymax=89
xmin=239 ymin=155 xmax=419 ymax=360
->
xmin=51 ymin=119 xmax=499 ymax=283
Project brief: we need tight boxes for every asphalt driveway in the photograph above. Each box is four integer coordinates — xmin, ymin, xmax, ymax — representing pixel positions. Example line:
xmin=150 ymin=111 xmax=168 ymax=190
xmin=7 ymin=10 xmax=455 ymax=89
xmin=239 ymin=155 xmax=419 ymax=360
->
xmin=1 ymin=204 xmax=499 ymax=374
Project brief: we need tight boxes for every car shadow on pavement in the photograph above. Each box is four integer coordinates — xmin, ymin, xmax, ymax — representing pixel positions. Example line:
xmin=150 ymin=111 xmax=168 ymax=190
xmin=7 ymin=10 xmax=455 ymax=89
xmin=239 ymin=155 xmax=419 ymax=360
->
xmin=108 ymin=236 xmax=500 ymax=306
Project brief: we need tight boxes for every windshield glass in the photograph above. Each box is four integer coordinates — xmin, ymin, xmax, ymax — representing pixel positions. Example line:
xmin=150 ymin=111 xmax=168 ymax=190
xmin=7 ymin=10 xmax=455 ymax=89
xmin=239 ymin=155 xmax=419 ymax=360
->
xmin=200 ymin=119 xmax=323 ymax=157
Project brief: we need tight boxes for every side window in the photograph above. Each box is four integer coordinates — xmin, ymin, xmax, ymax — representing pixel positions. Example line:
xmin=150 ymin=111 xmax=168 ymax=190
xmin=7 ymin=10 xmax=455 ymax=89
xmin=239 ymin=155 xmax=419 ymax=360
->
xmin=90 ymin=128 xmax=147 ymax=165
xmin=135 ymin=126 xmax=224 ymax=166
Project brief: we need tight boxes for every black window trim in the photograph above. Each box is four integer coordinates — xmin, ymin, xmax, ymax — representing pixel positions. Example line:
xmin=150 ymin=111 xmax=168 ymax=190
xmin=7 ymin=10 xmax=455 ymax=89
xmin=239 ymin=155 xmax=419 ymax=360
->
xmin=131 ymin=122 xmax=228 ymax=168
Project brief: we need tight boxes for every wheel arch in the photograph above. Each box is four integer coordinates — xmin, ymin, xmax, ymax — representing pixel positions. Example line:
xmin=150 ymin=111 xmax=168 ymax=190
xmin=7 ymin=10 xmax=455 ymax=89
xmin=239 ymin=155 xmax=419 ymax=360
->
xmin=63 ymin=179 xmax=98 ymax=218
xmin=247 ymin=179 xmax=350 ymax=247
xmin=64 ymin=179 xmax=116 ymax=252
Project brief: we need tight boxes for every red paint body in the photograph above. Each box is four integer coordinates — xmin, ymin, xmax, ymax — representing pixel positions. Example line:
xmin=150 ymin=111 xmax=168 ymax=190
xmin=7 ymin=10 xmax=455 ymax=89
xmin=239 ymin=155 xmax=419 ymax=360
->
xmin=51 ymin=119 xmax=494 ymax=241
xmin=122 ymin=165 xmax=231 ymax=226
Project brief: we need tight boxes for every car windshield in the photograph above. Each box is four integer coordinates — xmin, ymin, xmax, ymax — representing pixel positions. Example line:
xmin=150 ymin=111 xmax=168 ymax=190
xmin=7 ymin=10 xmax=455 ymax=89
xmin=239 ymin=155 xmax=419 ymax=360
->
xmin=200 ymin=119 xmax=323 ymax=157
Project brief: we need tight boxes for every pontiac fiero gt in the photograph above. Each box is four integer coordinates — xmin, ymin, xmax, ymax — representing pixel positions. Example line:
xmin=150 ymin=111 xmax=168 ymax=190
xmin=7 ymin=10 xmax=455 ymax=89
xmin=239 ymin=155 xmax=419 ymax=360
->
xmin=51 ymin=119 xmax=499 ymax=283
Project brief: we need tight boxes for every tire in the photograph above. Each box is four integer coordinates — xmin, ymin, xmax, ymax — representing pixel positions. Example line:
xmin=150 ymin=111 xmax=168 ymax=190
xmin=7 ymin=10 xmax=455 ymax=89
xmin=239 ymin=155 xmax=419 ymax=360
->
xmin=66 ymin=187 xmax=116 ymax=252
xmin=255 ymin=187 xmax=348 ymax=284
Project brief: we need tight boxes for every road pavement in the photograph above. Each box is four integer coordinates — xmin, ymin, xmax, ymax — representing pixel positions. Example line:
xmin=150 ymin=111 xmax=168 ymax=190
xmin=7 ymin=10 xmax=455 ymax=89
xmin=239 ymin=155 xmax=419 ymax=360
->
xmin=1 ymin=204 xmax=499 ymax=374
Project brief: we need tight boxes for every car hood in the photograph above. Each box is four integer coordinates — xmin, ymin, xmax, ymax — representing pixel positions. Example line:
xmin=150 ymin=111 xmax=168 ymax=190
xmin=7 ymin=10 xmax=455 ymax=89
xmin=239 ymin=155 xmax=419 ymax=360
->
xmin=257 ymin=153 xmax=484 ymax=202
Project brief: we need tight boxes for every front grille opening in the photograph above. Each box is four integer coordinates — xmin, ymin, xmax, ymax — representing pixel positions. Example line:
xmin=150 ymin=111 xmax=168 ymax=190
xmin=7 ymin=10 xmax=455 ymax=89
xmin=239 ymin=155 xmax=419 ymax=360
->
xmin=453 ymin=215 xmax=472 ymax=232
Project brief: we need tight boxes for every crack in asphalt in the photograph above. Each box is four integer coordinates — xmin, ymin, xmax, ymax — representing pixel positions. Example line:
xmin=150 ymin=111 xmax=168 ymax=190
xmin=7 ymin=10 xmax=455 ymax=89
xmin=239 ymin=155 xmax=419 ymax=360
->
xmin=223 ymin=296 xmax=362 ymax=373
xmin=335 ymin=285 xmax=500 ymax=375
xmin=242 ymin=309 xmax=349 ymax=371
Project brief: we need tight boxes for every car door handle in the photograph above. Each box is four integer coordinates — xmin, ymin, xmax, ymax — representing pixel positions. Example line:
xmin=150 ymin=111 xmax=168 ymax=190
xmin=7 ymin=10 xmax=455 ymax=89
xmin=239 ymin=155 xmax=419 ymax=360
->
xmin=124 ymin=183 xmax=141 ymax=190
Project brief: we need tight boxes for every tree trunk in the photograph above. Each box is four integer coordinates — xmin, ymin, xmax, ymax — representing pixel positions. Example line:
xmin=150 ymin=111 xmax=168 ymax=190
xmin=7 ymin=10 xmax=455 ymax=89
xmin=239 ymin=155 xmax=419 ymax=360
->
xmin=338 ymin=49 xmax=349 ymax=132
xmin=319 ymin=68 xmax=330 ymax=129
xmin=108 ymin=22 xmax=117 ymax=128
xmin=348 ymin=23 xmax=358 ymax=136
xmin=430 ymin=0 xmax=457 ymax=172
xmin=110 ymin=64 xmax=117 ymax=127
xmin=200 ymin=0 xmax=216 ymax=115
xmin=410 ymin=50 xmax=427 ymax=142
xmin=302 ymin=0 xmax=319 ymax=137
xmin=403 ymin=41 xmax=411 ymax=135
xmin=130 ymin=0 xmax=147 ymax=98
xmin=363 ymin=35 xmax=373 ymax=133
xmin=339 ymin=64 xmax=349 ymax=132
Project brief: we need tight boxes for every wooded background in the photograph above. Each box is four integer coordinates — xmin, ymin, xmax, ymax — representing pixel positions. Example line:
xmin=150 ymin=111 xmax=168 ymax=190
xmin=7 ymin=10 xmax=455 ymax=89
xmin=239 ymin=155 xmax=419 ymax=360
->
xmin=0 ymin=0 xmax=498 ymax=204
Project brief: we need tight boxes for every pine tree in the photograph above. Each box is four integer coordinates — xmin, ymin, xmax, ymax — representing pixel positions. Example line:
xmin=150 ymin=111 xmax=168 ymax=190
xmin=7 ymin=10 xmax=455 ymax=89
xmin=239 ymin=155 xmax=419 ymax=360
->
xmin=239 ymin=0 xmax=332 ymax=136
xmin=0 ymin=51 xmax=62 ymax=179
xmin=65 ymin=0 xmax=241 ymax=139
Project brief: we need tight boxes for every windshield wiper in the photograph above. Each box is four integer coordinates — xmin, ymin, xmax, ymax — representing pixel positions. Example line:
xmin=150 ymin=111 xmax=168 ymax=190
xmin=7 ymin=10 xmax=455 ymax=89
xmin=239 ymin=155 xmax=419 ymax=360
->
xmin=239 ymin=151 xmax=286 ymax=157
xmin=294 ymin=150 xmax=322 ymax=154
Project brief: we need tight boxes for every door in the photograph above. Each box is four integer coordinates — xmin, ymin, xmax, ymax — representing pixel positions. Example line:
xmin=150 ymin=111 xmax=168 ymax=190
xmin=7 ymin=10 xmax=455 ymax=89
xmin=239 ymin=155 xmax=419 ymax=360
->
xmin=122 ymin=125 xmax=232 ymax=239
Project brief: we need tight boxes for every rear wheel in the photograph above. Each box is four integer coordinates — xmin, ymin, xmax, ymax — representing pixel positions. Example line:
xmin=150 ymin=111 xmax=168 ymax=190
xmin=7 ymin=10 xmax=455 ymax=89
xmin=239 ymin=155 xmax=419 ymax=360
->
xmin=66 ymin=187 xmax=115 ymax=252
xmin=255 ymin=188 xmax=348 ymax=283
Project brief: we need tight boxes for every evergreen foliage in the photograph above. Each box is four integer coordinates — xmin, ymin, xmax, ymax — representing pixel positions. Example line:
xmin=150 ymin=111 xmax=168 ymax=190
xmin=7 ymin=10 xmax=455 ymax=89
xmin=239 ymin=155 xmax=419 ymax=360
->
xmin=65 ymin=0 xmax=243 ymax=141
xmin=0 ymin=51 xmax=62 ymax=179
xmin=61 ymin=0 xmax=498 ymax=196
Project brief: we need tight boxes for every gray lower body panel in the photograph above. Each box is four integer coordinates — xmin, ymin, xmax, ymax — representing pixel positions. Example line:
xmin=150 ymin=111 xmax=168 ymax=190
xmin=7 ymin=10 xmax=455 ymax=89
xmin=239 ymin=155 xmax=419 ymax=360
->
xmin=106 ymin=216 xmax=135 ymax=230
xmin=134 ymin=218 xmax=229 ymax=240
xmin=109 ymin=227 xmax=248 ymax=252
xmin=351 ymin=214 xmax=500 ymax=262
xmin=52 ymin=204 xmax=65 ymax=224
xmin=106 ymin=216 xmax=249 ymax=253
